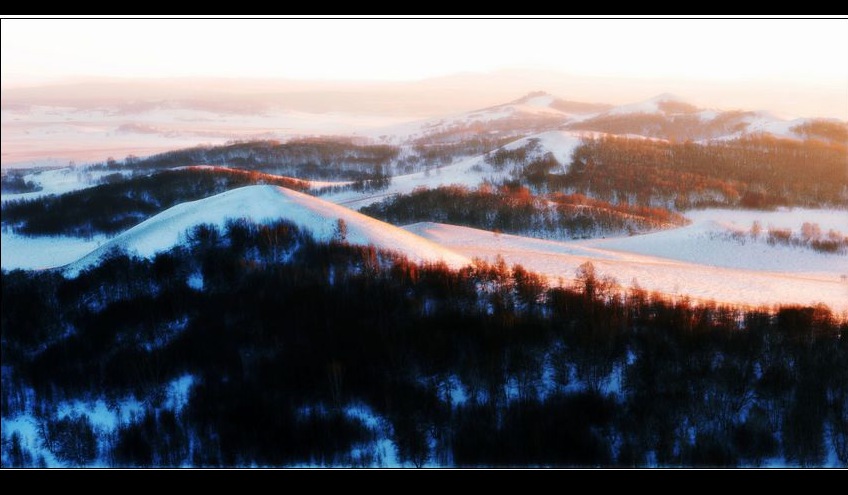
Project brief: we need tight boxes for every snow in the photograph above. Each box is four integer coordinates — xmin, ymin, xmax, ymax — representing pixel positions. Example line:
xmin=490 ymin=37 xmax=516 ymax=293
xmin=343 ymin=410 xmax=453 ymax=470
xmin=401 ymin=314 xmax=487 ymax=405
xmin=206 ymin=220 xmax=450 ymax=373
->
xmin=164 ymin=374 xmax=195 ymax=412
xmin=521 ymin=94 xmax=556 ymax=108
xmin=1 ymin=375 xmax=195 ymax=468
xmin=595 ymin=208 xmax=847 ymax=275
xmin=1 ymin=414 xmax=54 ymax=466
xmin=404 ymin=217 xmax=848 ymax=313
xmin=290 ymin=402 xmax=400 ymax=467
xmin=594 ymin=94 xmax=820 ymax=142
xmin=736 ymin=112 xmax=803 ymax=140
xmin=1 ymin=166 xmax=131 ymax=203
xmin=362 ymin=95 xmax=575 ymax=142
xmin=326 ymin=131 xmax=584 ymax=209
xmin=606 ymin=93 xmax=691 ymax=116
xmin=56 ymin=397 xmax=145 ymax=432
xmin=1 ymin=231 xmax=107 ymax=271
xmin=360 ymin=108 xmax=505 ymax=141
xmin=64 ymin=185 xmax=469 ymax=276
xmin=502 ymin=130 xmax=584 ymax=171
xmin=326 ymin=154 xmax=507 ymax=209
xmin=5 ymin=92 xmax=837 ymax=170
xmin=702 ymin=113 xmax=815 ymax=142
xmin=187 ymin=272 xmax=204 ymax=290
xmin=1 ymin=396 xmax=145 ymax=467
xmin=2 ymin=104 xmax=408 ymax=168
xmin=697 ymin=110 xmax=719 ymax=121
xmin=508 ymin=103 xmax=570 ymax=118
xmin=27 ymin=187 xmax=842 ymax=313
xmin=4 ymin=92 xmax=845 ymax=315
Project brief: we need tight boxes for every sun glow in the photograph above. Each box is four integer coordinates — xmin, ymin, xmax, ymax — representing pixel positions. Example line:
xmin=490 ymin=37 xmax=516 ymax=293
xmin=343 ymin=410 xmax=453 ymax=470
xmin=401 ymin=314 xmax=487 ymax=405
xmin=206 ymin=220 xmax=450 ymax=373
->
xmin=3 ymin=18 xmax=846 ymax=85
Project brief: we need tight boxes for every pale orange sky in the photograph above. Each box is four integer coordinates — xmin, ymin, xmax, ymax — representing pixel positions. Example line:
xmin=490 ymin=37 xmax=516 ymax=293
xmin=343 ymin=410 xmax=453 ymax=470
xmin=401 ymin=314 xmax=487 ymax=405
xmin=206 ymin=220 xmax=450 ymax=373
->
xmin=3 ymin=17 xmax=847 ymax=83
xmin=2 ymin=17 xmax=847 ymax=119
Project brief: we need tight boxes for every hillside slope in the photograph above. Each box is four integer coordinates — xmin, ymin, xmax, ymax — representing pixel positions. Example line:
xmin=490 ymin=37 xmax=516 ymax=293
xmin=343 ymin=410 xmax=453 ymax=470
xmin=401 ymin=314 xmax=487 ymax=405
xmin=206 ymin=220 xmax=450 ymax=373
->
xmin=404 ymin=220 xmax=848 ymax=312
xmin=65 ymin=185 xmax=468 ymax=276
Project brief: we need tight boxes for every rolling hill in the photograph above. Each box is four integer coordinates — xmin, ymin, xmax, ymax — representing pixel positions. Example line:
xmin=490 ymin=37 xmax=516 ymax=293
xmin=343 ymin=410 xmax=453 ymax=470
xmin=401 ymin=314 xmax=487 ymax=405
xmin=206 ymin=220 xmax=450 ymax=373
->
xmin=64 ymin=185 xmax=469 ymax=276
xmin=568 ymin=93 xmax=848 ymax=142
xmin=404 ymin=215 xmax=848 ymax=312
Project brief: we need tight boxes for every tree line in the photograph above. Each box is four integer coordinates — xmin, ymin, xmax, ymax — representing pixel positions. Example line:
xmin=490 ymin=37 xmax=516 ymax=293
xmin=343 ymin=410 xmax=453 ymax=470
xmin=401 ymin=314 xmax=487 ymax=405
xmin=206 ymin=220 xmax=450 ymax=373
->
xmin=791 ymin=119 xmax=848 ymax=144
xmin=95 ymin=138 xmax=400 ymax=182
xmin=1 ymin=171 xmax=42 ymax=194
xmin=568 ymin=110 xmax=765 ymax=142
xmin=361 ymin=184 xmax=686 ymax=239
xmin=562 ymin=135 xmax=847 ymax=209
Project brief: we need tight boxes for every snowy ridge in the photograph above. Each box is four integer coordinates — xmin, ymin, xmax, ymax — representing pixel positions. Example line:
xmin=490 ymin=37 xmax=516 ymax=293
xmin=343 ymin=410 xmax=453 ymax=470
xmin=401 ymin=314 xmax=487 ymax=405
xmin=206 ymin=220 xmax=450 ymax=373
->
xmin=738 ymin=113 xmax=807 ymax=140
xmin=404 ymin=220 xmax=848 ymax=312
xmin=691 ymin=111 xmax=805 ymax=143
xmin=502 ymin=130 xmax=584 ymax=171
xmin=366 ymin=92 xmax=579 ymax=141
xmin=606 ymin=93 xmax=693 ymax=116
xmin=518 ymin=94 xmax=556 ymax=108
xmin=64 ymin=185 xmax=469 ymax=276
xmin=584 ymin=94 xmax=838 ymax=142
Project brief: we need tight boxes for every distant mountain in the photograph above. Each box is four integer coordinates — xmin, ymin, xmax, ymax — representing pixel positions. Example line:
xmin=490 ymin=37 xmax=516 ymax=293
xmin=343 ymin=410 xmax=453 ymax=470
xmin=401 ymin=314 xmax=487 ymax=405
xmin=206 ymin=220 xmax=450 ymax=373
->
xmin=387 ymin=91 xmax=847 ymax=145
xmin=504 ymin=91 xmax=612 ymax=115
xmin=568 ymin=93 xmax=848 ymax=143
xmin=4 ymin=79 xmax=844 ymax=168
xmin=376 ymin=91 xmax=607 ymax=143
xmin=605 ymin=93 xmax=699 ymax=116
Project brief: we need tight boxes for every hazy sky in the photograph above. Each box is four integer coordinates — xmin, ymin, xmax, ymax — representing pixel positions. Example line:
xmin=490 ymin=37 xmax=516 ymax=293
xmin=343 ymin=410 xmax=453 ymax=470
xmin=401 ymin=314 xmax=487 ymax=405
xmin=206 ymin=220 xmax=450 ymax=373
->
xmin=3 ymin=17 xmax=847 ymax=86
xmin=2 ymin=17 xmax=847 ymax=122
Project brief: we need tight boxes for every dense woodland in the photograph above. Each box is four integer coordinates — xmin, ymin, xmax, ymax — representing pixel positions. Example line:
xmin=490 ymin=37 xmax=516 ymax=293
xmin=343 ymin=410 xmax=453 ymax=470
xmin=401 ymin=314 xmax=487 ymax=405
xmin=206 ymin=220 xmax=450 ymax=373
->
xmin=104 ymin=138 xmax=399 ymax=182
xmin=2 ymin=220 xmax=846 ymax=467
xmin=409 ymin=133 xmax=518 ymax=169
xmin=362 ymin=185 xmax=686 ymax=239
xmin=567 ymin=111 xmax=756 ymax=142
xmin=790 ymin=119 xmax=848 ymax=144
xmin=561 ymin=135 xmax=848 ymax=209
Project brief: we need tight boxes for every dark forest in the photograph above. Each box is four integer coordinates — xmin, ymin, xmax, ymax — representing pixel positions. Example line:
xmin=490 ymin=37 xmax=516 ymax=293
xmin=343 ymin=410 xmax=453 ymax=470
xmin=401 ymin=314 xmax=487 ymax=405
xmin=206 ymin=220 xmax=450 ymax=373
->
xmin=3 ymin=219 xmax=845 ymax=467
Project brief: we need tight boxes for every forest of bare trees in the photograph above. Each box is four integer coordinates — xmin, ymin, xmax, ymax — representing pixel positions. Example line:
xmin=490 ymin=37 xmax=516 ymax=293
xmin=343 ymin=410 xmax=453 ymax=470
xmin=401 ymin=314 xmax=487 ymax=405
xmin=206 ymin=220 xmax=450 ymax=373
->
xmin=2 ymin=219 xmax=846 ymax=467
xmin=562 ymin=135 xmax=847 ymax=208
xmin=362 ymin=185 xmax=686 ymax=239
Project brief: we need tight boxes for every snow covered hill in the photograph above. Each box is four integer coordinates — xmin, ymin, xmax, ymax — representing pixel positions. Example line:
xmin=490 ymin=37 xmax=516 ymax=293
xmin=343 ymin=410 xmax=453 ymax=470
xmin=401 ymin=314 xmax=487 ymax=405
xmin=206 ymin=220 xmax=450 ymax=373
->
xmin=11 ymin=183 xmax=845 ymax=313
xmin=580 ymin=93 xmax=847 ymax=142
xmin=1 ymin=231 xmax=107 ymax=271
xmin=595 ymin=208 xmax=848 ymax=275
xmin=500 ymin=130 xmax=584 ymax=171
xmin=1 ymin=166 xmax=133 ymax=203
xmin=64 ymin=185 xmax=469 ymax=276
xmin=404 ymin=214 xmax=848 ymax=312
xmin=606 ymin=93 xmax=698 ymax=116
xmin=325 ymin=130 xmax=585 ymax=209
xmin=492 ymin=91 xmax=611 ymax=118
xmin=367 ymin=92 xmax=604 ymax=142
